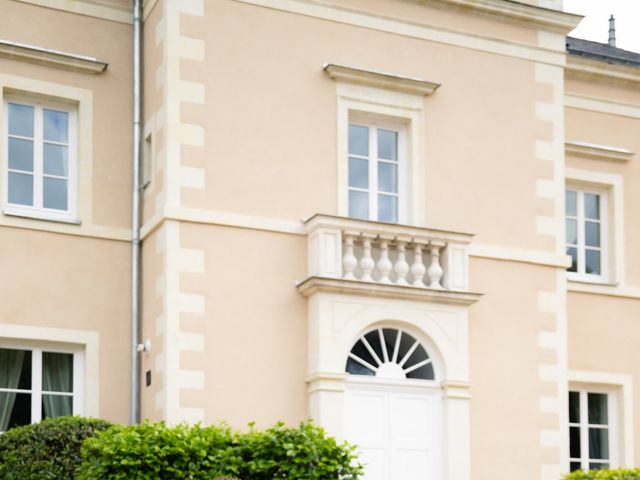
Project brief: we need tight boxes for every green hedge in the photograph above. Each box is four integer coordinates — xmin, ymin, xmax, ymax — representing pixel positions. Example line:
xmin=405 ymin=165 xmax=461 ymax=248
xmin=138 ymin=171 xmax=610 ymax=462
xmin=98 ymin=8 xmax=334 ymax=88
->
xmin=565 ymin=469 xmax=640 ymax=480
xmin=78 ymin=420 xmax=362 ymax=480
xmin=0 ymin=416 xmax=112 ymax=480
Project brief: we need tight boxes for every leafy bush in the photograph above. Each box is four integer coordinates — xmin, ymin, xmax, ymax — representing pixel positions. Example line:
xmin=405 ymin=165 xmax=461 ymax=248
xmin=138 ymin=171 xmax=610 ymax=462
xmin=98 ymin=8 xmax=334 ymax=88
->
xmin=237 ymin=421 xmax=362 ymax=479
xmin=565 ymin=469 xmax=640 ymax=480
xmin=78 ymin=420 xmax=362 ymax=479
xmin=0 ymin=416 xmax=112 ymax=480
xmin=78 ymin=422 xmax=242 ymax=480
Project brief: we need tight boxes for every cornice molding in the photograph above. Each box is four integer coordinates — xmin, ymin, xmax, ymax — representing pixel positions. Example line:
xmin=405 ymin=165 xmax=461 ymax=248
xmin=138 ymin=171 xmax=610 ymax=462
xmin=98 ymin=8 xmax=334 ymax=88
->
xmin=409 ymin=0 xmax=583 ymax=33
xmin=566 ymin=55 xmax=640 ymax=87
xmin=0 ymin=39 xmax=108 ymax=74
xmin=296 ymin=276 xmax=482 ymax=305
xmin=324 ymin=63 xmax=441 ymax=96
xmin=565 ymin=141 xmax=634 ymax=163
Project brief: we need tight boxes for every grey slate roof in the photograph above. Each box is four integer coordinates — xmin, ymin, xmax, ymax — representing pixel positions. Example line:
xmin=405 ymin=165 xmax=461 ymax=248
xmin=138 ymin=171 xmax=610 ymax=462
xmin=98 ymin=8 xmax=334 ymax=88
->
xmin=567 ymin=36 xmax=640 ymax=67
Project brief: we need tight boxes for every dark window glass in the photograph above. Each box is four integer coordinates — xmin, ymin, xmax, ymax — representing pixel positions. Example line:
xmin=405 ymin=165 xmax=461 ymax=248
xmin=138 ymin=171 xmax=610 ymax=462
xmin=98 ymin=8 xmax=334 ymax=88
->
xmin=589 ymin=428 xmax=609 ymax=460
xmin=570 ymin=426 xmax=581 ymax=458
xmin=588 ymin=393 xmax=608 ymax=425
xmin=363 ymin=331 xmax=384 ymax=363
xmin=589 ymin=463 xmax=609 ymax=470
xmin=350 ymin=340 xmax=377 ymax=368
xmin=406 ymin=363 xmax=434 ymax=380
xmin=570 ymin=462 xmax=581 ymax=472
xmin=345 ymin=357 xmax=375 ymax=376
xmin=569 ymin=391 xmax=580 ymax=423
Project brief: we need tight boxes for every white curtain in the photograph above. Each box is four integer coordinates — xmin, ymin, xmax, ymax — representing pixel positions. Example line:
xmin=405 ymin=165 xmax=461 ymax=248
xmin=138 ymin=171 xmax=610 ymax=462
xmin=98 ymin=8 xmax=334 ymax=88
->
xmin=0 ymin=349 xmax=26 ymax=431
xmin=42 ymin=352 xmax=73 ymax=418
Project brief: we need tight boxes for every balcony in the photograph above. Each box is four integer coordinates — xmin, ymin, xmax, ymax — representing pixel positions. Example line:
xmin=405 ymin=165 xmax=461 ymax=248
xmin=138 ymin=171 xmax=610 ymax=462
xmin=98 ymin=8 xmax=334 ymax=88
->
xmin=297 ymin=215 xmax=481 ymax=305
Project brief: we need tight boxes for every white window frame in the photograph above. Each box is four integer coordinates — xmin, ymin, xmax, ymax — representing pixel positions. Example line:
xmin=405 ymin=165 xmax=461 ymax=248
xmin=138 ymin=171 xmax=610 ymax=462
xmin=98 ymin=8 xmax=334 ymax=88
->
xmin=565 ymin=169 xmax=624 ymax=287
xmin=335 ymin=83 xmax=425 ymax=227
xmin=3 ymin=96 xmax=78 ymax=223
xmin=566 ymin=186 xmax=608 ymax=283
xmin=569 ymin=387 xmax=618 ymax=471
xmin=348 ymin=117 xmax=406 ymax=224
xmin=0 ymin=342 xmax=83 ymax=432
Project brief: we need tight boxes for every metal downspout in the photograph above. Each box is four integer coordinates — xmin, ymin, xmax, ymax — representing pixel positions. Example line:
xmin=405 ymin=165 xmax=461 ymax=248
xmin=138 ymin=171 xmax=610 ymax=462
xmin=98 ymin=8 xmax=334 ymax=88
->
xmin=130 ymin=0 xmax=142 ymax=425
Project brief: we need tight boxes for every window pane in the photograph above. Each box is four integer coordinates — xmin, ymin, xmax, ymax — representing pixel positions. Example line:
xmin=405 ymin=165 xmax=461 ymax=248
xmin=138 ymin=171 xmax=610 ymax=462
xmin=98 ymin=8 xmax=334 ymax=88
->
xmin=378 ymin=162 xmax=397 ymax=193
xmin=377 ymin=129 xmax=397 ymax=161
xmin=348 ymin=157 xmax=368 ymax=189
xmin=8 ymin=138 xmax=34 ymax=172
xmin=8 ymin=103 xmax=34 ymax=137
xmin=567 ymin=247 xmax=578 ymax=273
xmin=44 ymin=144 xmax=68 ymax=176
xmin=566 ymin=219 xmax=577 ymax=245
xmin=406 ymin=363 xmax=434 ymax=380
xmin=348 ymin=124 xmax=369 ymax=156
xmin=0 ymin=392 xmax=31 ymax=431
xmin=345 ymin=357 xmax=375 ymax=376
xmin=569 ymin=391 xmax=580 ymax=423
xmin=569 ymin=462 xmax=581 ymax=472
xmin=589 ymin=429 xmax=609 ymax=460
xmin=348 ymin=190 xmax=369 ymax=219
xmin=42 ymin=352 xmax=73 ymax=393
xmin=0 ymin=349 xmax=30 ymax=390
xmin=570 ymin=426 xmax=581 ymax=458
xmin=43 ymin=178 xmax=68 ymax=211
xmin=566 ymin=190 xmax=577 ymax=217
xmin=585 ymin=250 xmax=601 ymax=275
xmin=588 ymin=393 xmax=608 ymax=425
xmin=42 ymin=395 xmax=73 ymax=419
xmin=584 ymin=193 xmax=600 ymax=220
xmin=350 ymin=339 xmax=377 ymax=368
xmin=43 ymin=109 xmax=68 ymax=143
xmin=8 ymin=172 xmax=34 ymax=206
xmin=589 ymin=463 xmax=609 ymax=470
xmin=585 ymin=222 xmax=600 ymax=248
xmin=363 ymin=331 xmax=384 ymax=363
xmin=378 ymin=194 xmax=397 ymax=223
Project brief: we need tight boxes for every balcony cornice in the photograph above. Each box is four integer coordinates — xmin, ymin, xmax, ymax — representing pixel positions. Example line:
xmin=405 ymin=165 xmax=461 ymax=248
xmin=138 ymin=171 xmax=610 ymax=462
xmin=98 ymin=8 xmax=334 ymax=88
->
xmin=304 ymin=214 xmax=474 ymax=244
xmin=297 ymin=276 xmax=482 ymax=306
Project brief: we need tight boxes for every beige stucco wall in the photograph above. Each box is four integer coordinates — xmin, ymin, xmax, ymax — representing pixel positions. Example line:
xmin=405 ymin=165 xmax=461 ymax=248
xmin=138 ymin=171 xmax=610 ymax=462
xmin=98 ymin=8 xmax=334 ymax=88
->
xmin=0 ymin=1 xmax=133 ymax=424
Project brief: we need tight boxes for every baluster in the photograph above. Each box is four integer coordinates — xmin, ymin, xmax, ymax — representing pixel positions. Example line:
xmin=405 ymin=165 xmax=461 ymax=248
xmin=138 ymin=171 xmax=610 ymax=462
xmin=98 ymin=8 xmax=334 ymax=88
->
xmin=410 ymin=240 xmax=427 ymax=287
xmin=376 ymin=235 xmax=393 ymax=284
xmin=427 ymin=241 xmax=445 ymax=289
xmin=394 ymin=237 xmax=410 ymax=285
xmin=342 ymin=232 xmax=358 ymax=280
xmin=360 ymin=233 xmax=376 ymax=282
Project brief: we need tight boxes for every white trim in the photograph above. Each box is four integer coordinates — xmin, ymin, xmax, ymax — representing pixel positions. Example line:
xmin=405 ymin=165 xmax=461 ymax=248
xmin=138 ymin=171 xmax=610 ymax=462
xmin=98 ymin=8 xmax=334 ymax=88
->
xmin=324 ymin=64 xmax=440 ymax=96
xmin=568 ymin=281 xmax=640 ymax=300
xmin=0 ymin=323 xmax=99 ymax=418
xmin=231 ymin=0 xmax=570 ymax=66
xmin=568 ymin=371 xmax=634 ymax=468
xmin=0 ymin=39 xmax=107 ymax=74
xmin=565 ymin=94 xmax=640 ymax=119
xmin=566 ymin=55 xmax=640 ymax=87
xmin=565 ymin=141 xmax=634 ymax=163
xmin=565 ymin=168 xmax=624 ymax=286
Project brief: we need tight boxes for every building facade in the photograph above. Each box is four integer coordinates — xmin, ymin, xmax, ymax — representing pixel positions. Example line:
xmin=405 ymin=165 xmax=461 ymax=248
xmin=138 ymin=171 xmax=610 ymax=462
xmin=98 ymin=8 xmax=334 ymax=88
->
xmin=0 ymin=1 xmax=639 ymax=479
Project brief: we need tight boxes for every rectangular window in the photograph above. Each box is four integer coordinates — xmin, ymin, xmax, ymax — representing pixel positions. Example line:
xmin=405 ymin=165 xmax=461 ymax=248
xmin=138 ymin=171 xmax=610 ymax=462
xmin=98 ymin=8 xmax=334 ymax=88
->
xmin=569 ymin=390 xmax=613 ymax=472
xmin=348 ymin=121 xmax=403 ymax=223
xmin=0 ymin=346 xmax=81 ymax=432
xmin=566 ymin=188 xmax=607 ymax=281
xmin=5 ymin=99 xmax=77 ymax=221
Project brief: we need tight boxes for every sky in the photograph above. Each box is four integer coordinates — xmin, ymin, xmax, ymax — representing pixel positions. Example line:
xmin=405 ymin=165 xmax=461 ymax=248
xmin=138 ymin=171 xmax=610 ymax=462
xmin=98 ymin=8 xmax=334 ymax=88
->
xmin=563 ymin=0 xmax=640 ymax=53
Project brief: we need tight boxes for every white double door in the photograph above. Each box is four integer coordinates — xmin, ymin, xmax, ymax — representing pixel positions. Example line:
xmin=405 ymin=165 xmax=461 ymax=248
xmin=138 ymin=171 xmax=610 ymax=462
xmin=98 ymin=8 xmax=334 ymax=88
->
xmin=344 ymin=381 xmax=442 ymax=480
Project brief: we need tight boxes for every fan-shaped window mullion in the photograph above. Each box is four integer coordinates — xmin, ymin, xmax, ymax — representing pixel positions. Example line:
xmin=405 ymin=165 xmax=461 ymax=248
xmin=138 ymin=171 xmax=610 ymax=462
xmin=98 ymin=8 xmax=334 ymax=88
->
xmin=346 ymin=328 xmax=435 ymax=380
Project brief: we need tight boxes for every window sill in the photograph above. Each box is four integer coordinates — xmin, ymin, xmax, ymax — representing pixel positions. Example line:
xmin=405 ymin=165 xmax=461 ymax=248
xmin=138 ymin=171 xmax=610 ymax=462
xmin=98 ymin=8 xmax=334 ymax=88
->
xmin=3 ymin=207 xmax=81 ymax=225
xmin=567 ymin=280 xmax=640 ymax=300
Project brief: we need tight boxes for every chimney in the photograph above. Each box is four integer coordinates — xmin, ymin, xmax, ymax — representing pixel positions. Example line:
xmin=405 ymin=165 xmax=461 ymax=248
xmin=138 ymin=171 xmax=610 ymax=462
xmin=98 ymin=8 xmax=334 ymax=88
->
xmin=608 ymin=14 xmax=616 ymax=47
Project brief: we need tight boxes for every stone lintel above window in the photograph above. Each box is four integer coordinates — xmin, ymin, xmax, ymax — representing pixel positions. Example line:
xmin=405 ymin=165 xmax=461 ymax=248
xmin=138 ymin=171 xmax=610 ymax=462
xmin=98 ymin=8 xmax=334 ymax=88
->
xmin=324 ymin=64 xmax=441 ymax=96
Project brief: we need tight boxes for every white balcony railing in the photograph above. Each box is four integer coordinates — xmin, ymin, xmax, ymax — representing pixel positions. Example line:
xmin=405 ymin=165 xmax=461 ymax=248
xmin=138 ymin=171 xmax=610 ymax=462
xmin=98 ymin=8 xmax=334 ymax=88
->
xmin=301 ymin=215 xmax=473 ymax=295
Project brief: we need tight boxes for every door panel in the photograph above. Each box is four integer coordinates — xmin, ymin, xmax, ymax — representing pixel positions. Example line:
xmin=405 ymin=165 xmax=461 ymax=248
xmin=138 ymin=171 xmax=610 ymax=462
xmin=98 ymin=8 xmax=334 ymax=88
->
xmin=345 ymin=386 xmax=440 ymax=480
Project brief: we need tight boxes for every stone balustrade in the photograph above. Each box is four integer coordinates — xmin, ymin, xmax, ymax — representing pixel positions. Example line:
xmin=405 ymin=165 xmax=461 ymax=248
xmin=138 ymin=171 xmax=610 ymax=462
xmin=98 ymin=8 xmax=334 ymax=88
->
xmin=303 ymin=214 xmax=473 ymax=292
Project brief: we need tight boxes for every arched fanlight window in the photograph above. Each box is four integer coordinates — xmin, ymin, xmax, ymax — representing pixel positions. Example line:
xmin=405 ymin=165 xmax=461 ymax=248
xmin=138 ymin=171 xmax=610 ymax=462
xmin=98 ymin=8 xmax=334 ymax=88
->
xmin=345 ymin=328 xmax=435 ymax=380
